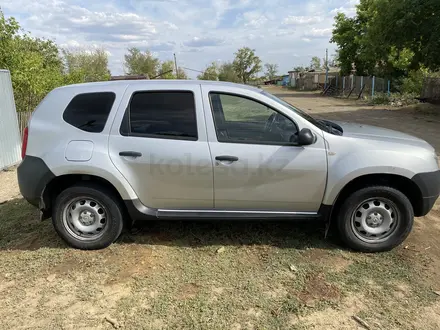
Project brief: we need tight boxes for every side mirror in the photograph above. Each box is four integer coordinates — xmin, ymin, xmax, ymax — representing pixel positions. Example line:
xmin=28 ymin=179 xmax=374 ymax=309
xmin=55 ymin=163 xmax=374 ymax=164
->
xmin=298 ymin=128 xmax=315 ymax=146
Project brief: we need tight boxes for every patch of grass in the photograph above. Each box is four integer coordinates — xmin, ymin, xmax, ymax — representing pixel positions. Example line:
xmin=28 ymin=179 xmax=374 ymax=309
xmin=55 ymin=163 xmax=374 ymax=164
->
xmin=0 ymin=199 xmax=437 ymax=329
xmin=0 ymin=198 xmax=63 ymax=250
xmin=326 ymin=249 xmax=437 ymax=329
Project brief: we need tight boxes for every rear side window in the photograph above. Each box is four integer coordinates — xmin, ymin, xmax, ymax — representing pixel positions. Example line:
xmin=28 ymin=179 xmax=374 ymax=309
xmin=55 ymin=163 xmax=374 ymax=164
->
xmin=122 ymin=91 xmax=197 ymax=140
xmin=63 ymin=92 xmax=116 ymax=133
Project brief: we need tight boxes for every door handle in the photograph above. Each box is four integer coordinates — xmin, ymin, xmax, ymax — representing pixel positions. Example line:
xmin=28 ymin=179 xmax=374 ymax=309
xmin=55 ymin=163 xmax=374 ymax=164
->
xmin=119 ymin=151 xmax=142 ymax=158
xmin=215 ymin=155 xmax=239 ymax=162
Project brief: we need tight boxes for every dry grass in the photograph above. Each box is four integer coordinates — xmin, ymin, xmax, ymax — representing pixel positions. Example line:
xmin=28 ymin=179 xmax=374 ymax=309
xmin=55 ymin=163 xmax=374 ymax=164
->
xmin=1 ymin=89 xmax=440 ymax=329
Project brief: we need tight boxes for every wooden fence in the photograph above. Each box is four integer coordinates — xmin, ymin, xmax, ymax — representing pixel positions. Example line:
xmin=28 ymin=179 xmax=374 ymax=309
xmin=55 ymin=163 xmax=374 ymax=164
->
xmin=422 ymin=78 xmax=440 ymax=103
xmin=17 ymin=111 xmax=32 ymax=141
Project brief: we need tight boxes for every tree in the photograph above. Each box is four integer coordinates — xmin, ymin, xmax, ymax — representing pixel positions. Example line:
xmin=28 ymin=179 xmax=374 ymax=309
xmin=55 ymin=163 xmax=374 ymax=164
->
xmin=310 ymin=56 xmax=321 ymax=70
xmin=232 ymin=47 xmax=262 ymax=84
xmin=62 ymin=48 xmax=110 ymax=82
xmin=124 ymin=47 xmax=159 ymax=77
xmin=197 ymin=62 xmax=218 ymax=80
xmin=0 ymin=12 xmax=20 ymax=70
xmin=0 ymin=9 xmax=117 ymax=112
xmin=176 ymin=67 xmax=188 ymax=79
xmin=293 ymin=66 xmax=306 ymax=72
xmin=158 ymin=60 xmax=175 ymax=79
xmin=331 ymin=0 xmax=440 ymax=77
xmin=0 ymin=10 xmax=66 ymax=112
xmin=264 ymin=63 xmax=278 ymax=80
xmin=218 ymin=62 xmax=240 ymax=82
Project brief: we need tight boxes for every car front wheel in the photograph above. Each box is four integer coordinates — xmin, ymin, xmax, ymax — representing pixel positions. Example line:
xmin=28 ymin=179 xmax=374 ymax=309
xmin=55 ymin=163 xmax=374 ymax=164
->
xmin=337 ymin=186 xmax=414 ymax=252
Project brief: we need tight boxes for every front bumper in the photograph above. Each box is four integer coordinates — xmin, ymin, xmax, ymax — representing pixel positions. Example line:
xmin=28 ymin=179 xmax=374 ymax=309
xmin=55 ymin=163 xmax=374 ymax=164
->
xmin=412 ymin=170 xmax=440 ymax=216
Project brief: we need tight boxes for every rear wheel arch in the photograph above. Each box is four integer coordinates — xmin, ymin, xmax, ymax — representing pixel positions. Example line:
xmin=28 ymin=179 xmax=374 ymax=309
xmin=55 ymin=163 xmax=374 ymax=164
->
xmin=42 ymin=174 xmax=127 ymax=217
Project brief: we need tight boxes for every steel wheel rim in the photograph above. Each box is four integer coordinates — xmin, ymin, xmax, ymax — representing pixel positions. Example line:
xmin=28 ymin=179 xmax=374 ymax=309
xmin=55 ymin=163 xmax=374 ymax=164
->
xmin=62 ymin=197 xmax=108 ymax=241
xmin=350 ymin=197 xmax=399 ymax=243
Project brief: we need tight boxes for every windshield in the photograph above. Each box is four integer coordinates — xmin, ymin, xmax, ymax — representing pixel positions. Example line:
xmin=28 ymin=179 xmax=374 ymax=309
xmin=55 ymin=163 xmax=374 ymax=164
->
xmin=261 ymin=90 xmax=329 ymax=132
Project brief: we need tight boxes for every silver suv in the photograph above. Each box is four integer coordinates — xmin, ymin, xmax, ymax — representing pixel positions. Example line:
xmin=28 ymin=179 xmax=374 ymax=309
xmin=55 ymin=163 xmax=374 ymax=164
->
xmin=17 ymin=80 xmax=440 ymax=252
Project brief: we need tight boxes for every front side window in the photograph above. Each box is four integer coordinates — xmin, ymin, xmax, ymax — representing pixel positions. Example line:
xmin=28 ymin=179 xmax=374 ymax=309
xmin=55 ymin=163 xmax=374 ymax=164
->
xmin=124 ymin=91 xmax=198 ymax=140
xmin=63 ymin=92 xmax=116 ymax=133
xmin=209 ymin=93 xmax=298 ymax=145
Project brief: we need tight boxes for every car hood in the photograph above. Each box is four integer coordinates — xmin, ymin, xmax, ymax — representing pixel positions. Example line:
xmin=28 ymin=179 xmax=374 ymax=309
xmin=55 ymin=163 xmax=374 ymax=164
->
xmin=332 ymin=121 xmax=435 ymax=151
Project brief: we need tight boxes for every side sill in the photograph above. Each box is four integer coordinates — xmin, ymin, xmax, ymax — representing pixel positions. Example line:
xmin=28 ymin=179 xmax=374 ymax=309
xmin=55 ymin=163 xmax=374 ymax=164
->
xmin=158 ymin=209 xmax=319 ymax=220
xmin=124 ymin=199 xmax=322 ymax=221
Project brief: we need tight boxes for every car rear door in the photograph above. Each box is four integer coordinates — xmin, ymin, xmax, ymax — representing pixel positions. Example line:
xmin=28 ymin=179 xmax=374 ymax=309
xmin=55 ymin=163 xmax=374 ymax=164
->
xmin=108 ymin=83 xmax=214 ymax=209
xmin=201 ymin=84 xmax=327 ymax=212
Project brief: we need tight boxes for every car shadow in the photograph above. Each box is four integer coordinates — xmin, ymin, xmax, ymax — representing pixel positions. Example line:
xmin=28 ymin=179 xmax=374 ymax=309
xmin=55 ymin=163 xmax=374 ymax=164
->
xmin=0 ymin=198 xmax=342 ymax=252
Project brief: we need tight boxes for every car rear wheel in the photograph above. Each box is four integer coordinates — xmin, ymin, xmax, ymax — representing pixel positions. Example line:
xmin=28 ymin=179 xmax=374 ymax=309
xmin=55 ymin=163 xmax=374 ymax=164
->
xmin=337 ymin=186 xmax=414 ymax=252
xmin=52 ymin=183 xmax=124 ymax=250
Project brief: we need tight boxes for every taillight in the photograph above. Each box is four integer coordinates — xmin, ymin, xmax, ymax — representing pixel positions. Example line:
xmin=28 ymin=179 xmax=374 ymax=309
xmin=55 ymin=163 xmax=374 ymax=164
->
xmin=21 ymin=127 xmax=28 ymax=159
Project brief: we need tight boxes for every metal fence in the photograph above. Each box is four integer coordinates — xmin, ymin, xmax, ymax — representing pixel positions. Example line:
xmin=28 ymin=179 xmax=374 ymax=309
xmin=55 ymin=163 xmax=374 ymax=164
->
xmin=0 ymin=70 xmax=22 ymax=169
xmin=292 ymin=73 xmax=391 ymax=99
xmin=422 ymin=78 xmax=440 ymax=103
xmin=332 ymin=76 xmax=389 ymax=99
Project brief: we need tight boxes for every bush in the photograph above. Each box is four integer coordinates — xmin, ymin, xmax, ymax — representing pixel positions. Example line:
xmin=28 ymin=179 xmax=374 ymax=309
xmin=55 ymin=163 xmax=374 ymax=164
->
xmin=399 ymin=69 xmax=428 ymax=94
xmin=372 ymin=92 xmax=390 ymax=105
xmin=389 ymin=93 xmax=420 ymax=106
xmin=372 ymin=92 xmax=419 ymax=107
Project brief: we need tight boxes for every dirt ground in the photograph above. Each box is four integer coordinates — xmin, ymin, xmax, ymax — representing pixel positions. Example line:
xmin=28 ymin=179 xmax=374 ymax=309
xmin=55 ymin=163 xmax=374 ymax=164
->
xmin=1 ymin=88 xmax=439 ymax=330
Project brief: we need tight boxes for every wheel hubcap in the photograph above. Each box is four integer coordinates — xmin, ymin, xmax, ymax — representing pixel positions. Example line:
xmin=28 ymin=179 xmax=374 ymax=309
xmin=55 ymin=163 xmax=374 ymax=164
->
xmin=351 ymin=198 xmax=399 ymax=243
xmin=62 ymin=197 xmax=108 ymax=241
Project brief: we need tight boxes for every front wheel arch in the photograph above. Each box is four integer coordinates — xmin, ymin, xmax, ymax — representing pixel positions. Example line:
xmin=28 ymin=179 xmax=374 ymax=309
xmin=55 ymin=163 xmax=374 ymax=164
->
xmin=328 ymin=173 xmax=423 ymax=220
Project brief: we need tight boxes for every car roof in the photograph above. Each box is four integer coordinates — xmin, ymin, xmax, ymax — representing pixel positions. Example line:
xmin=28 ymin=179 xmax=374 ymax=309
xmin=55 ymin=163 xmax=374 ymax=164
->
xmin=55 ymin=79 xmax=262 ymax=92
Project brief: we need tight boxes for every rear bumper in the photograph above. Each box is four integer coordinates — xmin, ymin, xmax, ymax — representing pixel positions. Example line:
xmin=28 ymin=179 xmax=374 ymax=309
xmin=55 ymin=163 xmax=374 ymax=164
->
xmin=412 ymin=170 xmax=440 ymax=216
xmin=17 ymin=156 xmax=55 ymax=208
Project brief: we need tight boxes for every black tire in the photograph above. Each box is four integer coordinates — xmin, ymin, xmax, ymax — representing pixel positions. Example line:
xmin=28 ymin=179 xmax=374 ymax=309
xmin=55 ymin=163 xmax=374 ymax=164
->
xmin=52 ymin=182 xmax=124 ymax=250
xmin=337 ymin=186 xmax=414 ymax=253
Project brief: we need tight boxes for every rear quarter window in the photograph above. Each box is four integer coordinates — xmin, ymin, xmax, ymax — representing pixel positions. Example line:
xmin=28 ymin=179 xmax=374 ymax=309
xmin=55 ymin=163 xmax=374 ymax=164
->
xmin=63 ymin=92 xmax=116 ymax=133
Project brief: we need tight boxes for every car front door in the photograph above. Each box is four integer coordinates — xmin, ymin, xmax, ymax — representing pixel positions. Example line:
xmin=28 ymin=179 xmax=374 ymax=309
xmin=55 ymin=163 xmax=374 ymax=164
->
xmin=109 ymin=84 xmax=214 ymax=209
xmin=201 ymin=85 xmax=327 ymax=212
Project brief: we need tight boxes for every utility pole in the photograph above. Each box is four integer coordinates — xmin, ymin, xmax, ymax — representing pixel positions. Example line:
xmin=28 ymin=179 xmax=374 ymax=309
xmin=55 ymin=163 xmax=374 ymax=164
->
xmin=324 ymin=48 xmax=329 ymax=89
xmin=174 ymin=53 xmax=179 ymax=79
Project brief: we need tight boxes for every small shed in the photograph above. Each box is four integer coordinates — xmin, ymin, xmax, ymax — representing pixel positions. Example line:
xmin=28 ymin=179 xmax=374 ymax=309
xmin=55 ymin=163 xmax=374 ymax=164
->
xmin=0 ymin=70 xmax=22 ymax=169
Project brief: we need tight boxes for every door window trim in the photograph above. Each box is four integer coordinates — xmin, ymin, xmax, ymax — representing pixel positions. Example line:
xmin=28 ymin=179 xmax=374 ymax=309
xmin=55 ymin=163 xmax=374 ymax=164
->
xmin=119 ymin=90 xmax=199 ymax=141
xmin=208 ymin=91 xmax=300 ymax=146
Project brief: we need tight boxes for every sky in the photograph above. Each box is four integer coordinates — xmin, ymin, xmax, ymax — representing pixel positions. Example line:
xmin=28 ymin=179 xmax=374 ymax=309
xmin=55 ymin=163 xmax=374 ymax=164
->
xmin=1 ymin=0 xmax=359 ymax=78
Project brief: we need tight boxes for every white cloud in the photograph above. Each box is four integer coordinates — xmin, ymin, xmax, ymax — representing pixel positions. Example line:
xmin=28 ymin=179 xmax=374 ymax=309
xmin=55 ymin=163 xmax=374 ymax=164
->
xmin=164 ymin=21 xmax=178 ymax=30
xmin=1 ymin=0 xmax=339 ymax=77
xmin=304 ymin=28 xmax=333 ymax=38
xmin=330 ymin=6 xmax=356 ymax=16
xmin=274 ymin=30 xmax=291 ymax=37
xmin=283 ymin=15 xmax=322 ymax=25
xmin=239 ymin=11 xmax=269 ymax=28
xmin=61 ymin=40 xmax=81 ymax=48
xmin=183 ymin=36 xmax=225 ymax=47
